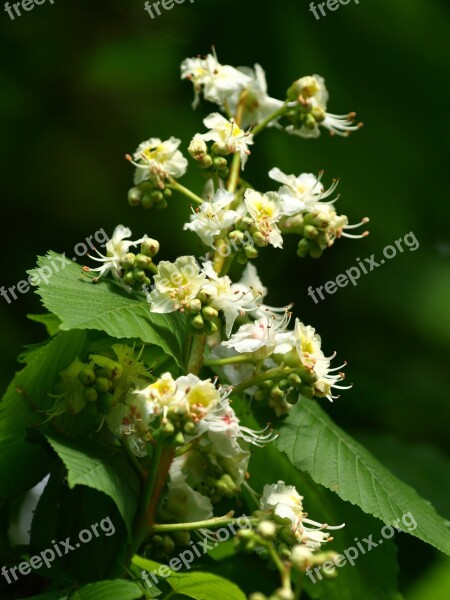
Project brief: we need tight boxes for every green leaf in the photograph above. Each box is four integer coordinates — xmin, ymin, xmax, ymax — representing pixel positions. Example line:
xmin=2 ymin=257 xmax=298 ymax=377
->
xmin=29 ymin=252 xmax=187 ymax=367
xmin=406 ymin=557 xmax=450 ymax=600
xmin=19 ymin=593 xmax=68 ymax=600
xmin=133 ymin=556 xmax=246 ymax=600
xmin=71 ymin=580 xmax=144 ymax=600
xmin=276 ymin=399 xmax=450 ymax=555
xmin=45 ymin=432 xmax=140 ymax=539
xmin=28 ymin=313 xmax=62 ymax=336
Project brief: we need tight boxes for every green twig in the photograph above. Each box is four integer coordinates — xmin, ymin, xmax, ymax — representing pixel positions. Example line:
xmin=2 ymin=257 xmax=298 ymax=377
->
xmin=251 ymin=103 xmax=289 ymax=136
xmin=167 ymin=179 xmax=203 ymax=204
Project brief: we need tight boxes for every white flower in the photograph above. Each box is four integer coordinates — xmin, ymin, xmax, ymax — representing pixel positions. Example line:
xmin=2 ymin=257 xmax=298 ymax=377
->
xmin=287 ymin=319 xmax=350 ymax=401
xmin=261 ymin=481 xmax=304 ymax=527
xmin=128 ymin=137 xmax=187 ymax=185
xmin=312 ymin=204 xmax=370 ymax=241
xmin=201 ymin=262 xmax=258 ymax=336
xmin=244 ymin=189 xmax=283 ymax=248
xmin=197 ymin=399 xmax=276 ymax=458
xmin=269 ymin=168 xmax=339 ymax=217
xmin=231 ymin=263 xmax=289 ymax=319
xmin=150 ymin=256 xmax=206 ymax=313
xmin=184 ymin=189 xmax=240 ymax=247
xmin=287 ymin=75 xmax=360 ymax=138
xmin=228 ymin=64 xmax=284 ymax=129
xmin=200 ymin=113 xmax=253 ymax=168
xmin=85 ymin=225 xmax=146 ymax=289
xmin=181 ymin=52 xmax=251 ymax=109
xmin=261 ymin=481 xmax=344 ymax=551
xmin=136 ymin=372 xmax=222 ymax=422
xmin=165 ymin=481 xmax=213 ymax=522
xmin=106 ymin=390 xmax=155 ymax=457
xmin=222 ymin=313 xmax=292 ymax=359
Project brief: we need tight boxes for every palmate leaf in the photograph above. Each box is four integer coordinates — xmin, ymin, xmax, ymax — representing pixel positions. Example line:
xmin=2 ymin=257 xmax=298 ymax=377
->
xmin=276 ymin=399 xmax=450 ymax=556
xmin=133 ymin=556 xmax=246 ymax=600
xmin=45 ymin=432 xmax=140 ymax=539
xmin=29 ymin=252 xmax=187 ymax=368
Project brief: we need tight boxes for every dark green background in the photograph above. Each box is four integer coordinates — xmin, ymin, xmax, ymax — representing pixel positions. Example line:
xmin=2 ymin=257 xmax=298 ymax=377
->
xmin=1 ymin=0 xmax=449 ymax=596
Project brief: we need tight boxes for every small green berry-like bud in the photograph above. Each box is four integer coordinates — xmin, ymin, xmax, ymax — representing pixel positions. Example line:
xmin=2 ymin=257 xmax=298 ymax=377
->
xmin=213 ymin=157 xmax=228 ymax=170
xmin=298 ymin=383 xmax=315 ymax=399
xmin=297 ymin=238 xmax=310 ymax=258
xmin=236 ymin=251 xmax=248 ymax=265
xmin=244 ymin=245 xmax=259 ymax=259
xmin=304 ymin=224 xmax=318 ymax=239
xmin=202 ymin=306 xmax=219 ymax=321
xmin=211 ymin=142 xmax=227 ymax=156
xmin=191 ymin=314 xmax=205 ymax=330
xmin=173 ymin=431 xmax=185 ymax=446
xmin=84 ymin=387 xmax=98 ymax=403
xmin=288 ymin=373 xmax=302 ymax=386
xmin=151 ymin=191 xmax=164 ymax=203
xmin=128 ymin=187 xmax=142 ymax=207
xmin=199 ymin=155 xmax=213 ymax=169
xmin=218 ymin=167 xmax=229 ymax=178
xmin=133 ymin=268 xmax=147 ymax=283
xmin=308 ymin=242 xmax=323 ymax=259
xmin=141 ymin=193 xmax=154 ymax=210
xmin=163 ymin=188 xmax=172 ymax=198
xmin=257 ymin=520 xmax=277 ymax=538
xmin=123 ymin=271 xmax=135 ymax=286
xmin=141 ymin=238 xmax=160 ymax=257
xmin=162 ymin=535 xmax=175 ymax=554
xmin=120 ymin=253 xmax=136 ymax=269
xmin=252 ymin=232 xmax=267 ymax=248
xmin=95 ymin=377 xmax=112 ymax=393
xmin=228 ymin=230 xmax=245 ymax=245
xmin=78 ymin=367 xmax=96 ymax=387
xmin=162 ymin=422 xmax=175 ymax=436
xmin=183 ymin=421 xmax=197 ymax=436
xmin=275 ymin=588 xmax=295 ymax=600
xmin=278 ymin=379 xmax=291 ymax=391
xmin=185 ymin=299 xmax=202 ymax=314
xmin=197 ymin=286 xmax=217 ymax=303
xmin=135 ymin=253 xmax=153 ymax=269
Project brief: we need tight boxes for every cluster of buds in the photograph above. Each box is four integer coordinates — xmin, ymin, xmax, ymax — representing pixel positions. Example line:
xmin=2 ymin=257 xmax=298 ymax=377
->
xmin=78 ymin=354 xmax=124 ymax=417
xmin=128 ymin=180 xmax=172 ymax=210
xmin=144 ymin=530 xmax=191 ymax=563
xmin=253 ymin=367 xmax=319 ymax=416
xmin=115 ymin=237 xmax=160 ymax=290
xmin=285 ymin=75 xmax=362 ymax=138
xmin=184 ymin=296 xmax=221 ymax=336
xmin=188 ymin=134 xmax=230 ymax=179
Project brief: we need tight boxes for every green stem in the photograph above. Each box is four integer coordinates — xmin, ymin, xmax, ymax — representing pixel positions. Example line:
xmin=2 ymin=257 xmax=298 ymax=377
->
xmin=251 ymin=103 xmax=289 ymax=136
xmin=186 ymin=334 xmax=207 ymax=375
xmin=167 ymin=179 xmax=203 ymax=204
xmin=204 ymin=354 xmax=255 ymax=367
xmin=149 ymin=513 xmax=258 ymax=534
xmin=231 ymin=365 xmax=296 ymax=396
xmin=294 ymin=571 xmax=304 ymax=600
xmin=227 ymin=152 xmax=241 ymax=193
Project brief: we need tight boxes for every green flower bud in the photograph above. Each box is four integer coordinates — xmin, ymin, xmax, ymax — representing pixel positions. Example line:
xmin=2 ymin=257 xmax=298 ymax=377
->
xmin=254 ymin=390 xmax=266 ymax=402
xmin=304 ymin=225 xmax=319 ymax=239
xmin=135 ymin=253 xmax=153 ymax=269
xmin=163 ymin=188 xmax=172 ymax=198
xmin=78 ymin=367 xmax=96 ymax=387
xmin=173 ymin=431 xmax=185 ymax=446
xmin=123 ymin=271 xmax=135 ymax=286
xmin=84 ymin=387 xmax=98 ymax=403
xmin=202 ymin=306 xmax=219 ymax=321
xmin=288 ymin=373 xmax=302 ymax=386
xmin=236 ymin=216 xmax=253 ymax=231
xmin=303 ymin=112 xmax=317 ymax=129
xmin=218 ymin=168 xmax=229 ymax=178
xmin=261 ymin=380 xmax=274 ymax=389
xmin=309 ymin=242 xmax=323 ymax=259
xmin=211 ymin=142 xmax=228 ymax=156
xmin=162 ymin=535 xmax=175 ymax=554
xmin=155 ymin=199 xmax=168 ymax=210
xmin=191 ymin=314 xmax=205 ymax=330
xmin=228 ymin=230 xmax=245 ymax=245
xmin=278 ymin=379 xmax=291 ymax=391
xmin=120 ymin=252 xmax=136 ymax=269
xmin=151 ymin=191 xmax=164 ymax=203
xmin=311 ymin=106 xmax=326 ymax=123
xmin=162 ymin=422 xmax=175 ymax=436
xmin=213 ymin=156 xmax=228 ymax=170
xmin=236 ymin=251 xmax=248 ymax=265
xmin=199 ymin=155 xmax=213 ymax=169
xmin=185 ymin=299 xmax=202 ymax=314
xmin=244 ymin=245 xmax=259 ymax=259
xmin=95 ymin=377 xmax=112 ymax=393
xmin=297 ymin=238 xmax=310 ymax=257
xmin=197 ymin=287 xmax=217 ymax=303
xmin=141 ymin=238 xmax=160 ymax=257
xmin=128 ymin=187 xmax=142 ymax=207
xmin=298 ymin=383 xmax=315 ymax=399
xmin=152 ymin=535 xmax=164 ymax=547
xmin=183 ymin=421 xmax=197 ymax=436
xmin=274 ymin=588 xmax=295 ymax=600
xmin=278 ymin=526 xmax=297 ymax=545
xmin=257 ymin=520 xmax=277 ymax=538
xmin=270 ymin=386 xmax=284 ymax=401
xmin=133 ymin=267 xmax=147 ymax=283
xmin=141 ymin=194 xmax=154 ymax=210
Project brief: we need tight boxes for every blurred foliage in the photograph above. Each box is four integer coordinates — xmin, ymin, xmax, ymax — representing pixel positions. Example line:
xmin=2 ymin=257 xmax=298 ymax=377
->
xmin=0 ymin=0 xmax=449 ymax=596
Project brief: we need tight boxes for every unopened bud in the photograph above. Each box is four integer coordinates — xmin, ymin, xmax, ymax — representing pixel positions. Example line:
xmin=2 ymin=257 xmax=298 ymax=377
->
xmin=257 ymin=520 xmax=277 ymax=538
xmin=128 ymin=187 xmax=142 ymax=207
xmin=135 ymin=253 xmax=153 ymax=269
xmin=244 ymin=245 xmax=259 ymax=259
xmin=84 ymin=387 xmax=98 ymax=403
xmin=191 ymin=314 xmax=205 ymax=330
xmin=185 ymin=299 xmax=202 ymax=314
xmin=120 ymin=253 xmax=136 ymax=268
xmin=141 ymin=238 xmax=160 ymax=257
xmin=95 ymin=377 xmax=112 ymax=393
xmin=202 ymin=306 xmax=219 ymax=321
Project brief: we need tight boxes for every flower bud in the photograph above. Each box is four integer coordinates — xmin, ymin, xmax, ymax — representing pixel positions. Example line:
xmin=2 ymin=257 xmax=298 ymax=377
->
xmin=128 ymin=187 xmax=142 ymax=207
xmin=252 ymin=232 xmax=267 ymax=248
xmin=133 ymin=267 xmax=147 ymax=283
xmin=151 ymin=191 xmax=164 ymax=203
xmin=213 ymin=156 xmax=228 ymax=170
xmin=163 ymin=535 xmax=175 ymax=554
xmin=141 ymin=238 xmax=160 ymax=257
xmin=211 ymin=142 xmax=228 ymax=156
xmin=197 ymin=286 xmax=217 ymax=303
xmin=188 ymin=135 xmax=208 ymax=160
xmin=304 ymin=225 xmax=318 ymax=239
xmin=244 ymin=245 xmax=259 ymax=259
xmin=228 ymin=230 xmax=245 ymax=245
xmin=185 ymin=299 xmax=202 ymax=314
xmin=141 ymin=194 xmax=154 ymax=210
xmin=123 ymin=271 xmax=135 ymax=286
xmin=205 ymin=320 xmax=218 ymax=335
xmin=183 ymin=421 xmax=197 ymax=436
xmin=95 ymin=377 xmax=112 ymax=393
xmin=171 ymin=530 xmax=190 ymax=546
xmin=173 ymin=431 xmax=185 ymax=446
xmin=274 ymin=588 xmax=294 ymax=600
xmin=191 ymin=314 xmax=205 ymax=330
xmin=79 ymin=367 xmax=96 ymax=387
xmin=202 ymin=306 xmax=219 ymax=321
xmin=84 ymin=387 xmax=98 ymax=403
xmin=135 ymin=253 xmax=153 ymax=269
xmin=257 ymin=520 xmax=277 ymax=539
xmin=291 ymin=545 xmax=314 ymax=570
